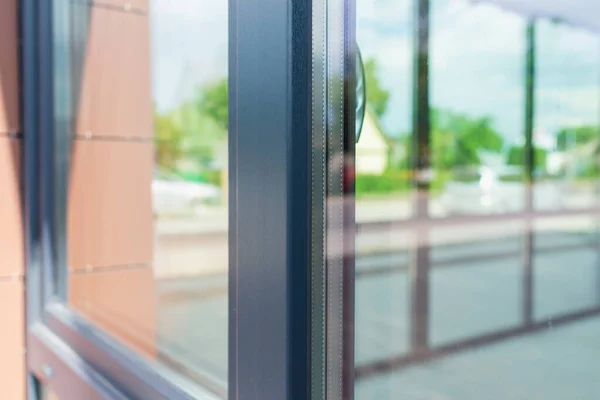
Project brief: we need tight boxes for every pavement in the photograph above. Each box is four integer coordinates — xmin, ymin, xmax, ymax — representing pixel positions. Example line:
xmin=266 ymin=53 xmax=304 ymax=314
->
xmin=356 ymin=315 xmax=600 ymax=400
xmin=155 ymin=227 xmax=600 ymax=398
xmin=153 ymin=193 xmax=600 ymax=278
xmin=147 ymin=189 xmax=600 ymax=397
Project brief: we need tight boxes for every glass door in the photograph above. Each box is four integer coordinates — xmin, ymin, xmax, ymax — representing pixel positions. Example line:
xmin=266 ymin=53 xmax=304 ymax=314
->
xmin=22 ymin=0 xmax=600 ymax=399
xmin=334 ymin=0 xmax=600 ymax=398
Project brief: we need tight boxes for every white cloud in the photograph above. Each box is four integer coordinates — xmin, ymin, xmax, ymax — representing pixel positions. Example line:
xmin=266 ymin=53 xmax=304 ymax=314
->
xmin=431 ymin=0 xmax=525 ymax=69
xmin=357 ymin=0 xmax=414 ymax=134
xmin=359 ymin=32 xmax=411 ymax=70
xmin=150 ymin=0 xmax=228 ymax=112
xmin=534 ymin=19 xmax=600 ymax=133
xmin=148 ymin=0 xmax=600 ymax=140
xmin=430 ymin=1 xmax=526 ymax=137
xmin=357 ymin=0 xmax=412 ymax=27
xmin=536 ymin=19 xmax=600 ymax=66
xmin=536 ymin=87 xmax=600 ymax=131
xmin=358 ymin=0 xmax=600 ymax=140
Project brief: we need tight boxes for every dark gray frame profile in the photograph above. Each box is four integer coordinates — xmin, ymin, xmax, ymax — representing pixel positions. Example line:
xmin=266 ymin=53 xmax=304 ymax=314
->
xmin=22 ymin=0 xmax=126 ymax=397
xmin=228 ymin=0 xmax=313 ymax=398
xmin=22 ymin=0 xmax=329 ymax=399
xmin=310 ymin=0 xmax=356 ymax=397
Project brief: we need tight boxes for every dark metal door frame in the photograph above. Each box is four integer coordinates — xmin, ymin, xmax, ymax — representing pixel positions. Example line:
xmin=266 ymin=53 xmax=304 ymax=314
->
xmin=22 ymin=0 xmax=334 ymax=399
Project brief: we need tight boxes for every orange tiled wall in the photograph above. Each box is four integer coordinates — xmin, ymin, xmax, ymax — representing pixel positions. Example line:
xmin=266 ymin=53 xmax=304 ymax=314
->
xmin=0 ymin=0 xmax=25 ymax=398
xmin=67 ymin=3 xmax=157 ymax=358
xmin=0 ymin=2 xmax=156 ymax=398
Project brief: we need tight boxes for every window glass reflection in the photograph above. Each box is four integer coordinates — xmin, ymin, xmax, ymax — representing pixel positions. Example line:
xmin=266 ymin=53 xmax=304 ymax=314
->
xmin=152 ymin=0 xmax=229 ymax=392
xmin=355 ymin=0 xmax=413 ymax=221
xmin=535 ymin=20 xmax=600 ymax=210
xmin=354 ymin=0 xmax=600 ymax=399
xmin=431 ymin=0 xmax=526 ymax=217
xmin=61 ymin=1 xmax=228 ymax=396
xmin=355 ymin=0 xmax=413 ymax=372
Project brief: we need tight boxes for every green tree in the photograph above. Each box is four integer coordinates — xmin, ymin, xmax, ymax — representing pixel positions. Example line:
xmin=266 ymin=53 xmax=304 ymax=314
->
xmin=364 ymin=58 xmax=390 ymax=118
xmin=172 ymin=102 xmax=226 ymax=169
xmin=154 ymin=111 xmax=183 ymax=171
xmin=431 ymin=109 xmax=504 ymax=170
xmin=154 ymin=78 xmax=230 ymax=175
xmin=556 ymin=126 xmax=597 ymax=151
xmin=196 ymin=78 xmax=228 ymax=131
xmin=506 ymin=145 xmax=548 ymax=169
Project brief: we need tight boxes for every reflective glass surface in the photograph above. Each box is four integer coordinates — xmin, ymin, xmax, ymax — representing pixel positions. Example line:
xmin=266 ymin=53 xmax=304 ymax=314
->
xmin=352 ymin=0 xmax=600 ymax=398
xmin=54 ymin=1 xmax=228 ymax=396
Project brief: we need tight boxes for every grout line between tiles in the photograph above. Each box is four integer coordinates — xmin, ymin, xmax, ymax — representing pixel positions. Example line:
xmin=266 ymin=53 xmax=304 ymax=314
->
xmin=72 ymin=134 xmax=153 ymax=143
xmin=0 ymin=274 xmax=25 ymax=284
xmin=70 ymin=263 xmax=151 ymax=275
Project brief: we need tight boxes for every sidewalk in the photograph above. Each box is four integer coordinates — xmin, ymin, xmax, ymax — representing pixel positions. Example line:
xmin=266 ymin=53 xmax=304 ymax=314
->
xmin=153 ymin=194 xmax=599 ymax=279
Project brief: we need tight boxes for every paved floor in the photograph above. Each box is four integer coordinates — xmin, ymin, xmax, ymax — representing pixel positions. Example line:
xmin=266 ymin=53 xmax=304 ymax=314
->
xmin=156 ymin=229 xmax=600 ymax=398
xmin=356 ymin=316 xmax=600 ymax=400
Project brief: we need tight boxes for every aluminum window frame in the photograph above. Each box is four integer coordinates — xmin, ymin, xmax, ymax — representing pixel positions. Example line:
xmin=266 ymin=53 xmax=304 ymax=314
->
xmin=228 ymin=0 xmax=314 ymax=398
xmin=22 ymin=0 xmax=319 ymax=399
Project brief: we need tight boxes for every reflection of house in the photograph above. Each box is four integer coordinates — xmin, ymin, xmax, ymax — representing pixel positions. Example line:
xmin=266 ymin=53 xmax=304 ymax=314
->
xmin=356 ymin=108 xmax=406 ymax=174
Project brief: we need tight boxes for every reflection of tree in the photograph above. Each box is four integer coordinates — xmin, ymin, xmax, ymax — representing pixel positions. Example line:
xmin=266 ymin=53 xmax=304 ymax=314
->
xmin=195 ymin=79 xmax=228 ymax=131
xmin=154 ymin=78 xmax=228 ymax=176
xmin=364 ymin=58 xmax=390 ymax=118
xmin=373 ymin=110 xmax=506 ymax=195
xmin=431 ymin=109 xmax=504 ymax=170
xmin=177 ymin=102 xmax=226 ymax=168
xmin=363 ymin=60 xmax=504 ymax=172
xmin=155 ymin=109 xmax=184 ymax=171
xmin=506 ymin=145 xmax=547 ymax=169
xmin=388 ymin=111 xmax=505 ymax=173
xmin=557 ymin=126 xmax=597 ymax=151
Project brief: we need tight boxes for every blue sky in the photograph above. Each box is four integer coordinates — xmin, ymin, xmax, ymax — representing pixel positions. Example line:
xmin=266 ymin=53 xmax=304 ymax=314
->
xmin=148 ymin=0 xmax=600 ymax=146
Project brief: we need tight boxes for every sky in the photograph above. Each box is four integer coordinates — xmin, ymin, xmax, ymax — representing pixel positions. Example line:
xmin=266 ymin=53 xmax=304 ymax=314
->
xmin=148 ymin=0 xmax=600 ymax=146
xmin=357 ymin=0 xmax=600 ymax=145
xmin=150 ymin=0 xmax=227 ymax=113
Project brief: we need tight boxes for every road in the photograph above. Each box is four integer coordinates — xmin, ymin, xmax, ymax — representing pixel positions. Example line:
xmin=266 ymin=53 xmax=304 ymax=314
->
xmin=155 ymin=230 xmax=600 ymax=398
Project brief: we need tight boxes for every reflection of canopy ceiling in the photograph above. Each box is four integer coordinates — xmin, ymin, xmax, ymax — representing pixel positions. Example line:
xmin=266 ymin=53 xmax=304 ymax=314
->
xmin=480 ymin=0 xmax=600 ymax=32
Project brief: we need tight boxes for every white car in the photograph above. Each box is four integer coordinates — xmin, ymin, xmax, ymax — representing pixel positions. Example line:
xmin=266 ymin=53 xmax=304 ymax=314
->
xmin=152 ymin=168 xmax=221 ymax=216
xmin=441 ymin=166 xmax=565 ymax=215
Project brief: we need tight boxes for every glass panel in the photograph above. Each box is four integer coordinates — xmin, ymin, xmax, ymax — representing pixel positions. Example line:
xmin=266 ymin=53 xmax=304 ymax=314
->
xmin=534 ymin=217 xmax=600 ymax=320
xmin=352 ymin=0 xmax=600 ymax=399
xmin=534 ymin=20 xmax=600 ymax=211
xmin=431 ymin=0 xmax=526 ymax=217
xmin=356 ymin=0 xmax=413 ymax=221
xmin=428 ymin=222 xmax=524 ymax=345
xmin=54 ymin=1 xmax=227 ymax=396
xmin=354 ymin=0 xmax=413 ymax=376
